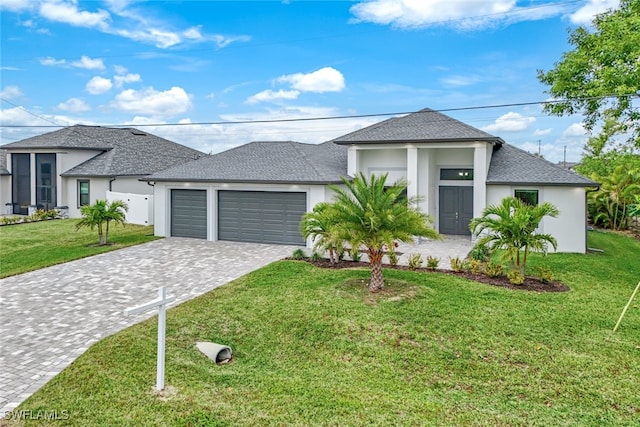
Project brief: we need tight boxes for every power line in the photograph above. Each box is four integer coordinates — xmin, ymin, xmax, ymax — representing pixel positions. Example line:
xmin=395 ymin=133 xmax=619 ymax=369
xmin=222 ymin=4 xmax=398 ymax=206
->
xmin=2 ymin=94 xmax=638 ymax=129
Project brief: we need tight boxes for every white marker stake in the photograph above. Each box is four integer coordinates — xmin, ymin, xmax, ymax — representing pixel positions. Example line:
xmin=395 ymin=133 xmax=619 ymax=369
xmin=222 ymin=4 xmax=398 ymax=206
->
xmin=124 ymin=287 xmax=176 ymax=391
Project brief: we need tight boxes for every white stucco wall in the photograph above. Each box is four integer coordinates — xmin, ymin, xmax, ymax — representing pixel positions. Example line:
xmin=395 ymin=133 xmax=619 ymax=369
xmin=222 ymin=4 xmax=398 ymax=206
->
xmin=359 ymin=149 xmax=407 ymax=183
xmin=153 ymin=182 xmax=331 ymax=246
xmin=486 ymin=185 xmax=588 ymax=253
xmin=0 ymin=175 xmax=11 ymax=211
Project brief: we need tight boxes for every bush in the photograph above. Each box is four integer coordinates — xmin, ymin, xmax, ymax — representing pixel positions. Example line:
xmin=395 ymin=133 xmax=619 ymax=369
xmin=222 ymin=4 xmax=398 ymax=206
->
xmin=449 ymin=257 xmax=463 ymax=272
xmin=350 ymin=248 xmax=362 ymax=262
xmin=469 ymin=244 xmax=491 ymax=262
xmin=507 ymin=270 xmax=525 ymax=285
xmin=426 ymin=255 xmax=439 ymax=270
xmin=408 ymin=253 xmax=423 ymax=270
xmin=387 ymin=250 xmax=399 ymax=266
xmin=534 ymin=266 xmax=554 ymax=283
xmin=484 ymin=262 xmax=504 ymax=277
xmin=310 ymin=252 xmax=323 ymax=262
xmin=468 ymin=259 xmax=483 ymax=275
xmin=291 ymin=248 xmax=307 ymax=260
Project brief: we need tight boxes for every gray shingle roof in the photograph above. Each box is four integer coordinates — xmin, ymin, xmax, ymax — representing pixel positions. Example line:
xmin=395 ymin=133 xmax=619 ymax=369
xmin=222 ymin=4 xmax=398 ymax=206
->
xmin=487 ymin=144 xmax=598 ymax=187
xmin=2 ymin=125 xmax=204 ymax=177
xmin=333 ymin=108 xmax=503 ymax=144
xmin=0 ymin=149 xmax=9 ymax=176
xmin=146 ymin=141 xmax=348 ymax=184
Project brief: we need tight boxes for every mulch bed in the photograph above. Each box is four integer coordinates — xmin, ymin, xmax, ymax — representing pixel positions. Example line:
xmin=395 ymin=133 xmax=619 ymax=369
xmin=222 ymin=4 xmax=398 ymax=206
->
xmin=293 ymin=258 xmax=570 ymax=293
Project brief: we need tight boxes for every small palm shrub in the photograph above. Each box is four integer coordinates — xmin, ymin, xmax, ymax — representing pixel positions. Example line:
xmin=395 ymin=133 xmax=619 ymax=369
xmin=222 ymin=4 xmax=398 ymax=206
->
xmin=535 ymin=266 xmax=554 ymax=283
xmin=449 ymin=257 xmax=463 ymax=272
xmin=387 ymin=250 xmax=399 ymax=266
xmin=350 ymin=248 xmax=362 ymax=262
xmin=291 ymin=248 xmax=306 ymax=260
xmin=468 ymin=259 xmax=483 ymax=275
xmin=310 ymin=252 xmax=323 ymax=262
xmin=484 ymin=262 xmax=504 ymax=277
xmin=507 ymin=270 xmax=525 ymax=285
xmin=469 ymin=244 xmax=491 ymax=262
xmin=426 ymin=255 xmax=439 ymax=270
xmin=408 ymin=253 xmax=423 ymax=270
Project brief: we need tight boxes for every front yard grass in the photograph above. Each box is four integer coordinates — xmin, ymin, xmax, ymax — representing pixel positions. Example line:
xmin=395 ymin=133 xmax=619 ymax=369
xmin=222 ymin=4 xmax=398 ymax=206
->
xmin=5 ymin=231 xmax=640 ymax=426
xmin=0 ymin=219 xmax=159 ymax=278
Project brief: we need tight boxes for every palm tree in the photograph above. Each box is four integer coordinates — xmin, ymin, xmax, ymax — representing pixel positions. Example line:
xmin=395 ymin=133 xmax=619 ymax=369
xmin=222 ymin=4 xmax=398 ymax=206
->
xmin=469 ymin=196 xmax=559 ymax=275
xmin=300 ymin=202 xmax=344 ymax=264
xmin=329 ymin=173 xmax=439 ymax=292
xmin=76 ymin=199 xmax=128 ymax=245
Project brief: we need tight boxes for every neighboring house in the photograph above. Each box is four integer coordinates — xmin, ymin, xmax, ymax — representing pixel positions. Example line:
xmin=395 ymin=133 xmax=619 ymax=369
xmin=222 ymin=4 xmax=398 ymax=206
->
xmin=0 ymin=125 xmax=204 ymax=218
xmin=146 ymin=108 xmax=598 ymax=253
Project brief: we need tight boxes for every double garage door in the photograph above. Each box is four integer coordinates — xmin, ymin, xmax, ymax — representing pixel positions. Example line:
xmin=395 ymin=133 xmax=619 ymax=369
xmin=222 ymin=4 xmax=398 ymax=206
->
xmin=170 ymin=189 xmax=306 ymax=245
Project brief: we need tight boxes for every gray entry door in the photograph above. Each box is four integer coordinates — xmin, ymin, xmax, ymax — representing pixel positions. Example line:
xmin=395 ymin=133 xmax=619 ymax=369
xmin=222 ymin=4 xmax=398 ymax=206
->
xmin=218 ymin=191 xmax=306 ymax=245
xmin=171 ymin=189 xmax=207 ymax=239
xmin=439 ymin=186 xmax=473 ymax=235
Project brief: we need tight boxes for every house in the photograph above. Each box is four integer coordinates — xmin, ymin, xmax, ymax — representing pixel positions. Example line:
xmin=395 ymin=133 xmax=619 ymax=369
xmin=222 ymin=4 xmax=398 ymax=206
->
xmin=146 ymin=108 xmax=598 ymax=253
xmin=0 ymin=125 xmax=204 ymax=218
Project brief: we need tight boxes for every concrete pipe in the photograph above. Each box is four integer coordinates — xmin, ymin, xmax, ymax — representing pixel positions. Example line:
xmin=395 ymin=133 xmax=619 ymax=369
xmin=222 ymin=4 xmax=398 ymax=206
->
xmin=196 ymin=341 xmax=232 ymax=364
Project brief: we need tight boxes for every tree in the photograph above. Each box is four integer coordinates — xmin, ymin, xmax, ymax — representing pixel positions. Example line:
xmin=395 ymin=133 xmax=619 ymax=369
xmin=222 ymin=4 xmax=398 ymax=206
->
xmin=537 ymin=0 xmax=640 ymax=149
xmin=75 ymin=199 xmax=128 ymax=245
xmin=329 ymin=173 xmax=439 ymax=292
xmin=588 ymin=166 xmax=640 ymax=230
xmin=300 ymin=202 xmax=344 ymax=264
xmin=469 ymin=197 xmax=559 ymax=275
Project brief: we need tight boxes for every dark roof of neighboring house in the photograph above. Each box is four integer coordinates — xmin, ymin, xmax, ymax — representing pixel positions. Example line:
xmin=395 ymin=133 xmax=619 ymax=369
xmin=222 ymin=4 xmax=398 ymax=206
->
xmin=2 ymin=125 xmax=204 ymax=177
xmin=0 ymin=149 xmax=9 ymax=175
xmin=332 ymin=108 xmax=504 ymax=144
xmin=487 ymin=144 xmax=598 ymax=187
xmin=146 ymin=141 xmax=348 ymax=184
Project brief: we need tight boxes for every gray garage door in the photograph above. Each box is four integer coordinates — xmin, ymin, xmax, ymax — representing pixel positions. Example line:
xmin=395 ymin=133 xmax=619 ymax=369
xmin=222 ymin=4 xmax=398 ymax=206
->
xmin=218 ymin=191 xmax=306 ymax=245
xmin=171 ymin=189 xmax=207 ymax=239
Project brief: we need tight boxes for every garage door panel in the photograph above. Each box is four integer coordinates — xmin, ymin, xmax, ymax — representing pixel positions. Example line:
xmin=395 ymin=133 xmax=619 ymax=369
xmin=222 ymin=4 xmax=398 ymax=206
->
xmin=171 ymin=189 xmax=207 ymax=239
xmin=218 ymin=191 xmax=306 ymax=245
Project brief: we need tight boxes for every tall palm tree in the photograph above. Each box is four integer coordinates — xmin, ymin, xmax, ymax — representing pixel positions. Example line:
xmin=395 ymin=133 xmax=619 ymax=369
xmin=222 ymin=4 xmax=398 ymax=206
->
xmin=300 ymin=202 xmax=344 ymax=264
xmin=329 ymin=173 xmax=439 ymax=292
xmin=76 ymin=199 xmax=128 ymax=245
xmin=469 ymin=196 xmax=559 ymax=275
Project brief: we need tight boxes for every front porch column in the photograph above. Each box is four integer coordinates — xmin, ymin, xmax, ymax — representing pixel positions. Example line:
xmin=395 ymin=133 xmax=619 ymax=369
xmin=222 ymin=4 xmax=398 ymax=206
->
xmin=472 ymin=143 xmax=488 ymax=220
xmin=347 ymin=146 xmax=358 ymax=177
xmin=406 ymin=146 xmax=418 ymax=202
xmin=30 ymin=153 xmax=36 ymax=206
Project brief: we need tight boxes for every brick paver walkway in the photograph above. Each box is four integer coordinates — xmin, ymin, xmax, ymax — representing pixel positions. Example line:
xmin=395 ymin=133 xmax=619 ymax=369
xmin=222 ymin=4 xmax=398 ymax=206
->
xmin=0 ymin=239 xmax=297 ymax=416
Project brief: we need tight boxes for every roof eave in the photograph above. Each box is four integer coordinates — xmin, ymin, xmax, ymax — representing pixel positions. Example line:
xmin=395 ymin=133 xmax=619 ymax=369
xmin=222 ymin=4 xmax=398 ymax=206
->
xmin=142 ymin=177 xmax=345 ymax=185
xmin=332 ymin=137 xmax=504 ymax=145
xmin=486 ymin=180 xmax=599 ymax=187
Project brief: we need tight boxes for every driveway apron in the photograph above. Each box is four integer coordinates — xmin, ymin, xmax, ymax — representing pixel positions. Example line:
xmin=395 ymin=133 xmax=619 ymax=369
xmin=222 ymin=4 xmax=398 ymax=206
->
xmin=0 ymin=238 xmax=298 ymax=415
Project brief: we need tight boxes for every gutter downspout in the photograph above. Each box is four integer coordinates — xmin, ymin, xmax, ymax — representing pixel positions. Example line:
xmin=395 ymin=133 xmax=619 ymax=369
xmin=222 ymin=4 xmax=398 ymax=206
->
xmin=109 ymin=176 xmax=116 ymax=191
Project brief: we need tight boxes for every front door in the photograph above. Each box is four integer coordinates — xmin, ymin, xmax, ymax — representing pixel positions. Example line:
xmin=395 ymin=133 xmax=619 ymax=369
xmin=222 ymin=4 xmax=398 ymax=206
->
xmin=439 ymin=186 xmax=473 ymax=235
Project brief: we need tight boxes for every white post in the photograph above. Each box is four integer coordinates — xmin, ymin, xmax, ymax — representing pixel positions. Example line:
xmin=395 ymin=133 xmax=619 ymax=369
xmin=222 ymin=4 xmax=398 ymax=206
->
xmin=123 ymin=286 xmax=176 ymax=391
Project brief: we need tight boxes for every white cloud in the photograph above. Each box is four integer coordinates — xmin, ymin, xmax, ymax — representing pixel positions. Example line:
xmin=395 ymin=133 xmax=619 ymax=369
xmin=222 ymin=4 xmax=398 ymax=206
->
xmin=440 ymin=74 xmax=482 ymax=87
xmin=114 ymin=65 xmax=128 ymax=74
xmin=482 ymin=112 xmax=536 ymax=132
xmin=0 ymin=0 xmax=32 ymax=12
xmin=350 ymin=0 xmax=567 ymax=30
xmin=71 ymin=55 xmax=105 ymax=70
xmin=569 ymin=0 xmax=619 ymax=26
xmin=114 ymin=73 xmax=141 ymax=88
xmin=0 ymin=106 xmax=94 ymax=146
xmin=534 ymin=128 xmax=553 ymax=136
xmin=112 ymin=86 xmax=192 ymax=117
xmin=57 ymin=97 xmax=91 ymax=112
xmin=562 ymin=123 xmax=587 ymax=137
xmin=40 ymin=56 xmax=66 ymax=66
xmin=85 ymin=76 xmax=113 ymax=94
xmin=276 ymin=67 xmax=345 ymax=93
xmin=246 ymin=89 xmax=300 ymax=105
xmin=183 ymin=26 xmax=203 ymax=40
xmin=39 ymin=0 xmax=111 ymax=30
xmin=0 ymin=85 xmax=23 ymax=99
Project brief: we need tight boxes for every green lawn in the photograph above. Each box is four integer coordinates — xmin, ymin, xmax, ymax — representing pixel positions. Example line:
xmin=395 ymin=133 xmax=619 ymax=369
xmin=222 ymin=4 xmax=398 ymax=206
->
xmin=0 ymin=219 xmax=159 ymax=278
xmin=5 ymin=231 xmax=640 ymax=426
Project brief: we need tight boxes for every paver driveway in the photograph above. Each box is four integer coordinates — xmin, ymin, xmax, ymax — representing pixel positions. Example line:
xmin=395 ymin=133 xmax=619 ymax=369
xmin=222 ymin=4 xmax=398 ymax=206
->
xmin=0 ymin=238 xmax=298 ymax=416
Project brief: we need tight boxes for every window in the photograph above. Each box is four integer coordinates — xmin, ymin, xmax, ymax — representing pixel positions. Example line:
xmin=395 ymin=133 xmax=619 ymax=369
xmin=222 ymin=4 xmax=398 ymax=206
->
xmin=515 ymin=189 xmax=538 ymax=206
xmin=78 ymin=180 xmax=90 ymax=206
xmin=440 ymin=168 xmax=473 ymax=180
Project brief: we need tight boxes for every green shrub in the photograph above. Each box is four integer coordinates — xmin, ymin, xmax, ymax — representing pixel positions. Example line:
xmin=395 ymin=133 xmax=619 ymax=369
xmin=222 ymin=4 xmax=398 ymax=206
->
xmin=484 ymin=262 xmax=504 ymax=277
xmin=387 ymin=250 xmax=399 ymax=266
xmin=408 ymin=253 xmax=423 ymax=270
xmin=534 ymin=266 xmax=554 ymax=283
xmin=426 ymin=255 xmax=439 ymax=270
xmin=507 ymin=270 xmax=525 ymax=285
xmin=449 ymin=257 xmax=463 ymax=272
xmin=469 ymin=244 xmax=491 ymax=262
xmin=310 ymin=252 xmax=322 ymax=262
xmin=468 ymin=259 xmax=483 ymax=275
xmin=350 ymin=248 xmax=362 ymax=262
xmin=291 ymin=248 xmax=307 ymax=260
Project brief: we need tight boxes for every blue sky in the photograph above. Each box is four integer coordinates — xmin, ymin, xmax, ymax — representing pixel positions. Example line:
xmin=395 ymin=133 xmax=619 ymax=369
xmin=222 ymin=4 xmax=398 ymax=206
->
xmin=0 ymin=0 xmax=620 ymax=162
